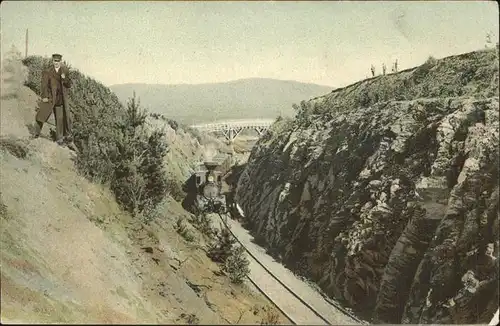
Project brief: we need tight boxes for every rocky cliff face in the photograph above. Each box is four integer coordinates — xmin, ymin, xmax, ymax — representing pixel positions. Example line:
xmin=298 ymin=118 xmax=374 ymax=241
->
xmin=147 ymin=114 xmax=231 ymax=185
xmin=235 ymin=49 xmax=499 ymax=324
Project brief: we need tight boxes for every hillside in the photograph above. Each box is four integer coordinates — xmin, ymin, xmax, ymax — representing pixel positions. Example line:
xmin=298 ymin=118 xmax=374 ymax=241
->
xmin=0 ymin=48 xmax=288 ymax=324
xmin=235 ymin=49 xmax=499 ymax=324
xmin=109 ymin=78 xmax=334 ymax=124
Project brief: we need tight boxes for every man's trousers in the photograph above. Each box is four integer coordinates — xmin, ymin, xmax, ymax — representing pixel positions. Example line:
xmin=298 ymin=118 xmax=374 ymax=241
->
xmin=35 ymin=105 xmax=71 ymax=142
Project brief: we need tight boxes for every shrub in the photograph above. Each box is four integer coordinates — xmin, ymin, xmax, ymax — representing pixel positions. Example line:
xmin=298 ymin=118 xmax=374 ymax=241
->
xmin=185 ymin=313 xmax=199 ymax=325
xmin=139 ymin=198 xmax=167 ymax=224
xmin=189 ymin=211 xmax=216 ymax=238
xmin=223 ymin=245 xmax=250 ymax=284
xmin=293 ymin=100 xmax=315 ymax=124
xmin=0 ymin=194 xmax=9 ymax=220
xmin=166 ymin=118 xmax=179 ymax=131
xmin=185 ymin=126 xmax=204 ymax=144
xmin=207 ymin=224 xmax=250 ymax=283
xmin=21 ymin=55 xmax=52 ymax=96
xmin=262 ymin=115 xmax=293 ymax=143
xmin=413 ymin=55 xmax=438 ymax=82
xmin=110 ymin=96 xmax=169 ymax=214
xmin=207 ymin=224 xmax=237 ymax=263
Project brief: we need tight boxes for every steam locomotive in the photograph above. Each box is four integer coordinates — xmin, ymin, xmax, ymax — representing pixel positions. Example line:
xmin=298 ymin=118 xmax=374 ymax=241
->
xmin=183 ymin=160 xmax=227 ymax=214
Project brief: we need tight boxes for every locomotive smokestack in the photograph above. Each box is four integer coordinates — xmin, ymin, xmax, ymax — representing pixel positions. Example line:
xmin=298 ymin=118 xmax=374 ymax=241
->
xmin=204 ymin=161 xmax=219 ymax=171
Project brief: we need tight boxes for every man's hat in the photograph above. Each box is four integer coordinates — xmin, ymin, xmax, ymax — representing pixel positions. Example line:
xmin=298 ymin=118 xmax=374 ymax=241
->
xmin=52 ymin=53 xmax=62 ymax=61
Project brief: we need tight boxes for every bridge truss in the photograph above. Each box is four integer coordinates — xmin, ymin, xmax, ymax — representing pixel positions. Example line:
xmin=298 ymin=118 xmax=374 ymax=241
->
xmin=190 ymin=119 xmax=275 ymax=142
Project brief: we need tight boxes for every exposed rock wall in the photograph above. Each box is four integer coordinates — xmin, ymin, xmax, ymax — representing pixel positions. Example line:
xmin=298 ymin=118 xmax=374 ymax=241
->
xmin=235 ymin=49 xmax=499 ymax=323
xmin=147 ymin=115 xmax=230 ymax=183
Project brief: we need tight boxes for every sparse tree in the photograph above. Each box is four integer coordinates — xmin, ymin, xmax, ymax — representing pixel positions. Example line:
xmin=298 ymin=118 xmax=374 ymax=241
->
xmin=223 ymin=245 xmax=250 ymax=284
xmin=208 ymin=224 xmax=237 ymax=263
xmin=111 ymin=94 xmax=169 ymax=215
xmin=207 ymin=223 xmax=250 ymax=283
xmin=382 ymin=63 xmax=387 ymax=75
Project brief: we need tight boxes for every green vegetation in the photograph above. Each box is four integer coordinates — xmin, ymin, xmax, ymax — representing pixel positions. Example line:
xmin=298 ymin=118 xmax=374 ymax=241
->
xmin=180 ymin=209 xmax=250 ymax=284
xmin=207 ymin=223 xmax=250 ymax=284
xmin=110 ymin=96 xmax=169 ymax=214
xmin=290 ymin=49 xmax=499 ymax=125
xmin=189 ymin=211 xmax=217 ymax=239
xmin=224 ymin=245 xmax=251 ymax=284
xmin=207 ymin=224 xmax=237 ymax=263
xmin=22 ymin=56 xmax=171 ymax=218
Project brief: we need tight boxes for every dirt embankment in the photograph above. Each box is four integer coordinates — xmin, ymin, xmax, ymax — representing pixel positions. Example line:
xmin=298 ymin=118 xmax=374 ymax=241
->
xmin=235 ymin=49 xmax=499 ymax=324
xmin=0 ymin=48 xmax=288 ymax=324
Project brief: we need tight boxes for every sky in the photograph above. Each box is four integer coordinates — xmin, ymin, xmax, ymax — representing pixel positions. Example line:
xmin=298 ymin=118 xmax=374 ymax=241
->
xmin=1 ymin=1 xmax=498 ymax=88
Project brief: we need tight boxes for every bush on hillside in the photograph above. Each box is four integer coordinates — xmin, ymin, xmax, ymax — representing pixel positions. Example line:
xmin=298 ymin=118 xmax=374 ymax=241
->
xmin=223 ymin=245 xmax=250 ymax=284
xmin=21 ymin=56 xmax=51 ymax=95
xmin=150 ymin=112 xmax=180 ymax=131
xmin=110 ymin=96 xmax=169 ymax=214
xmin=185 ymin=126 xmax=204 ymax=144
xmin=190 ymin=211 xmax=217 ymax=238
xmin=22 ymin=56 xmax=170 ymax=216
xmin=207 ymin=224 xmax=250 ymax=284
xmin=292 ymin=100 xmax=326 ymax=127
xmin=292 ymin=100 xmax=312 ymax=122
xmin=208 ymin=225 xmax=237 ymax=263
xmin=413 ymin=55 xmax=438 ymax=83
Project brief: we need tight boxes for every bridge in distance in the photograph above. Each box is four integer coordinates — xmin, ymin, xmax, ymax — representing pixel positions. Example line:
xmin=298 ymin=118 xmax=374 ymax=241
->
xmin=189 ymin=119 xmax=275 ymax=142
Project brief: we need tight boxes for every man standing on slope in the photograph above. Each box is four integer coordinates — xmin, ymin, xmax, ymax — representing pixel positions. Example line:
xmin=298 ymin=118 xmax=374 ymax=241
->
xmin=33 ymin=53 xmax=75 ymax=150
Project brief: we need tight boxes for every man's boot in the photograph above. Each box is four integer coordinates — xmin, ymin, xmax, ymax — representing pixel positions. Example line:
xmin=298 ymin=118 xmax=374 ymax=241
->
xmin=56 ymin=138 xmax=65 ymax=147
xmin=64 ymin=135 xmax=77 ymax=152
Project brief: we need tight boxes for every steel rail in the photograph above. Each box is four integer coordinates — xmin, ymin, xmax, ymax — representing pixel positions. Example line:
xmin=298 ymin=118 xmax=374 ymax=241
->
xmin=215 ymin=212 xmax=366 ymax=325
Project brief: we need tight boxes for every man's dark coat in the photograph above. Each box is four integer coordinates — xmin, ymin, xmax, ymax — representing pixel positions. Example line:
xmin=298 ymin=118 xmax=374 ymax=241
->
xmin=36 ymin=66 xmax=72 ymax=127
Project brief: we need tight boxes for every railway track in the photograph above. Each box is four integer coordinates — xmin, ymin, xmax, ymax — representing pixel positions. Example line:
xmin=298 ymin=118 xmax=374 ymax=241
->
xmin=214 ymin=212 xmax=367 ymax=325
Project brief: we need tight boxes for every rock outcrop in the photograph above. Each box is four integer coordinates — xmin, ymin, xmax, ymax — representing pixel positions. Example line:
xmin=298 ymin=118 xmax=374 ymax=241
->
xmin=235 ymin=49 xmax=499 ymax=324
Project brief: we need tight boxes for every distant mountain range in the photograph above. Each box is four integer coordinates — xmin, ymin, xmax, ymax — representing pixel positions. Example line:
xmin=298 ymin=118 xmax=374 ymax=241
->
xmin=109 ymin=78 xmax=334 ymax=124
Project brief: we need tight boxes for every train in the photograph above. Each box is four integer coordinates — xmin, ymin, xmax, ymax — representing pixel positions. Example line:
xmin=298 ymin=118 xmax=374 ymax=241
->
xmin=182 ymin=160 xmax=228 ymax=214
